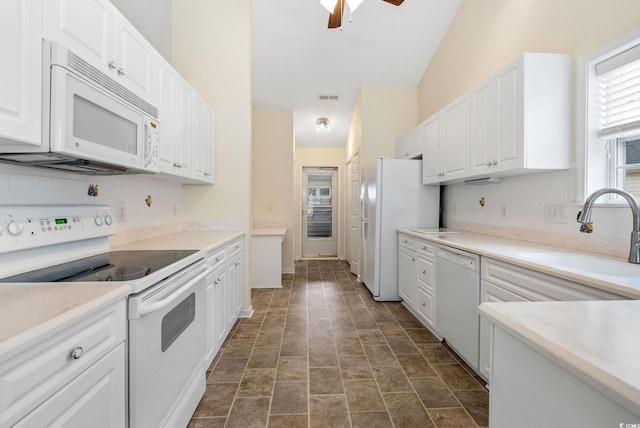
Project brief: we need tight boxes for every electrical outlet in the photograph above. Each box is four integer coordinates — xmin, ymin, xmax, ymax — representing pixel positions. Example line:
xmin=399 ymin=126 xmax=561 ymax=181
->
xmin=500 ymin=204 xmax=509 ymax=220
xmin=117 ymin=202 xmax=126 ymax=222
xmin=544 ymin=204 xmax=568 ymax=224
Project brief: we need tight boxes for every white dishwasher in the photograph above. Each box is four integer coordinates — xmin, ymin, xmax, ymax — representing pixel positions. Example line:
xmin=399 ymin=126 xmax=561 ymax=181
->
xmin=436 ymin=245 xmax=480 ymax=371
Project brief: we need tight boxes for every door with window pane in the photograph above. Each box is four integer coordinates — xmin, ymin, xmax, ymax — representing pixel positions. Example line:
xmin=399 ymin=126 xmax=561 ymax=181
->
xmin=302 ymin=168 xmax=337 ymax=257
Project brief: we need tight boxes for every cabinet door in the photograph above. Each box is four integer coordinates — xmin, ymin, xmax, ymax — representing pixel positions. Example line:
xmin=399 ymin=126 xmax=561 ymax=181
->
xmin=229 ymin=254 xmax=243 ymax=325
xmin=478 ymin=280 xmax=529 ymax=381
xmin=192 ymin=94 xmax=206 ymax=181
xmin=205 ymin=274 xmax=216 ymax=367
xmin=155 ymin=56 xmax=176 ymax=173
xmin=202 ymin=107 xmax=215 ymax=183
xmin=493 ymin=58 xmax=523 ymax=172
xmin=416 ymin=287 xmax=436 ymax=330
xmin=442 ymin=93 xmax=470 ymax=180
xmin=398 ymin=246 xmax=416 ymax=308
xmin=416 ymin=254 xmax=435 ymax=293
xmin=469 ymin=77 xmax=494 ymax=175
xmin=113 ymin=14 xmax=155 ymax=103
xmin=43 ymin=0 xmax=115 ymax=75
xmin=15 ymin=343 xmax=125 ymax=428
xmin=174 ymin=76 xmax=193 ymax=177
xmin=213 ymin=268 xmax=228 ymax=348
xmin=421 ymin=114 xmax=441 ymax=184
xmin=0 ymin=0 xmax=42 ymax=147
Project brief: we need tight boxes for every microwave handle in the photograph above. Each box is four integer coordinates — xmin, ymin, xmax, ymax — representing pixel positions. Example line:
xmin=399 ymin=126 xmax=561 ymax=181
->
xmin=143 ymin=121 xmax=153 ymax=167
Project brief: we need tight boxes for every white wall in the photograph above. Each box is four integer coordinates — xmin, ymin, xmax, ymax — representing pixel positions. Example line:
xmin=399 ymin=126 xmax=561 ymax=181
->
xmin=253 ymin=109 xmax=295 ymax=274
xmin=0 ymin=164 xmax=183 ymax=238
xmin=418 ymin=0 xmax=640 ymax=259
xmin=172 ymin=0 xmax=252 ymax=310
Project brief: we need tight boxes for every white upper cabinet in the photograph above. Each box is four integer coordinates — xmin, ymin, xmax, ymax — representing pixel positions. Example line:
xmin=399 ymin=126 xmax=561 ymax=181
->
xmin=419 ymin=52 xmax=571 ymax=184
xmin=155 ymin=55 xmax=215 ymax=184
xmin=422 ymin=93 xmax=470 ymax=184
xmin=469 ymin=77 xmax=494 ymax=175
xmin=395 ymin=127 xmax=422 ymax=159
xmin=470 ymin=53 xmax=571 ymax=177
xmin=0 ymin=0 xmax=43 ymax=147
xmin=43 ymin=0 xmax=155 ymax=104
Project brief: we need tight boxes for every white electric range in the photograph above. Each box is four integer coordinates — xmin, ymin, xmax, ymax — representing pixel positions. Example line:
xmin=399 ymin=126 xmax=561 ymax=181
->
xmin=0 ymin=205 xmax=212 ymax=428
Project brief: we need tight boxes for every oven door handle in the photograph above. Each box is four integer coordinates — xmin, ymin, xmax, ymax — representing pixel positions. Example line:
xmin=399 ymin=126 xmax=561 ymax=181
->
xmin=137 ymin=265 xmax=214 ymax=317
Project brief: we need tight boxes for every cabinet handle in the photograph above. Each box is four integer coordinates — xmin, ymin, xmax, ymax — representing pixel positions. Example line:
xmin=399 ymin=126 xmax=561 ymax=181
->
xmin=214 ymin=278 xmax=221 ymax=285
xmin=117 ymin=67 xmax=126 ymax=76
xmin=422 ymin=270 xmax=426 ymax=274
xmin=70 ymin=347 xmax=84 ymax=360
xmin=109 ymin=61 xmax=117 ymax=70
xmin=411 ymin=258 xmax=415 ymax=261
xmin=235 ymin=262 xmax=240 ymax=266
xmin=421 ymin=302 xmax=426 ymax=306
xmin=492 ymin=160 xmax=498 ymax=165
xmin=486 ymin=162 xmax=492 ymax=166
xmin=216 ymin=256 xmax=222 ymax=262
xmin=421 ymin=246 xmax=427 ymax=250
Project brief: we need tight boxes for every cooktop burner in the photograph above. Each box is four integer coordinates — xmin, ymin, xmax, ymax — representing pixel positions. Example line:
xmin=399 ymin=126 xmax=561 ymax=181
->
xmin=0 ymin=250 xmax=199 ymax=283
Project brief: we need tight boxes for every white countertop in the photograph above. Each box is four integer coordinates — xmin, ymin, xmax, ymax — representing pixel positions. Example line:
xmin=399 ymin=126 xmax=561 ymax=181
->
xmin=480 ymin=300 xmax=640 ymax=416
xmin=398 ymin=228 xmax=640 ymax=299
xmin=0 ymin=283 xmax=130 ymax=360
xmin=113 ymin=230 xmax=244 ymax=252
xmin=251 ymin=227 xmax=287 ymax=237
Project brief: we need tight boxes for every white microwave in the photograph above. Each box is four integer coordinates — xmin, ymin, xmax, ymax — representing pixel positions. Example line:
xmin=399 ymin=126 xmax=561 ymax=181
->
xmin=0 ymin=41 xmax=159 ymax=175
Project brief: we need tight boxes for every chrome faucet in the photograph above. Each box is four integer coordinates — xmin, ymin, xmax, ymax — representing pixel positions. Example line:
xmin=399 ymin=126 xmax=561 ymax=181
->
xmin=577 ymin=187 xmax=640 ymax=264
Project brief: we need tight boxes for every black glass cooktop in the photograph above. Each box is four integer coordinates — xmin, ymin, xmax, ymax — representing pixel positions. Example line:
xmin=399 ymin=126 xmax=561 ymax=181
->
xmin=0 ymin=250 xmax=198 ymax=283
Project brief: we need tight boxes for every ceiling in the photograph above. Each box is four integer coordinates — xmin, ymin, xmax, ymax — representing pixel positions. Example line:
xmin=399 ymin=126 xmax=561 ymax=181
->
xmin=251 ymin=0 xmax=462 ymax=147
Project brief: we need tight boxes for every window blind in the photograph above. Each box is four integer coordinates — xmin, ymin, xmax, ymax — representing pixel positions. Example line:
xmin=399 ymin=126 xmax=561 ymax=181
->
xmin=597 ymin=44 xmax=640 ymax=137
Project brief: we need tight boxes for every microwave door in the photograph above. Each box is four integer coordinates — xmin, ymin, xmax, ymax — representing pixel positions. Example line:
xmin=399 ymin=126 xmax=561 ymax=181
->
xmin=50 ymin=65 xmax=145 ymax=169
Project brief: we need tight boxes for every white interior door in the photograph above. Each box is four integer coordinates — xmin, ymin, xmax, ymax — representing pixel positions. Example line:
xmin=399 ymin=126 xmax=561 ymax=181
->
xmin=302 ymin=167 xmax=337 ymax=257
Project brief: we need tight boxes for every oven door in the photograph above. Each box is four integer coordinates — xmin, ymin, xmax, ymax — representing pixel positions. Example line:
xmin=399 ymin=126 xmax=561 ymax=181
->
xmin=128 ymin=260 xmax=212 ymax=428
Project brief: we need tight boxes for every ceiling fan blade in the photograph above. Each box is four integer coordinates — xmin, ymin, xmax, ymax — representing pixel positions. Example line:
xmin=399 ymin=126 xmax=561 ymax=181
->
xmin=382 ymin=0 xmax=404 ymax=5
xmin=328 ymin=0 xmax=345 ymax=28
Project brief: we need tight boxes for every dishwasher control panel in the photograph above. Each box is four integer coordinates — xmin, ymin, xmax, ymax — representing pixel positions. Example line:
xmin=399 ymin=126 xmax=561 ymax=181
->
xmin=436 ymin=246 xmax=479 ymax=271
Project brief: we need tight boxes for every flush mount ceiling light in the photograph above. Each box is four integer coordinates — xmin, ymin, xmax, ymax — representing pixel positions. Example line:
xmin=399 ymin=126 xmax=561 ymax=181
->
xmin=316 ymin=118 xmax=330 ymax=132
xmin=319 ymin=0 xmax=404 ymax=29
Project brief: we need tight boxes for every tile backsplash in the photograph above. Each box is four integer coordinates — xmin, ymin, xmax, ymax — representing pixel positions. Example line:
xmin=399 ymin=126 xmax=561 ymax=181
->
xmin=443 ymin=167 xmax=632 ymax=259
xmin=0 ymin=163 xmax=183 ymax=233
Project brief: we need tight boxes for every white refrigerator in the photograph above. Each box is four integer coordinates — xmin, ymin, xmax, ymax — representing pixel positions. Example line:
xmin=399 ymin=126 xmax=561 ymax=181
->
xmin=361 ymin=157 xmax=440 ymax=301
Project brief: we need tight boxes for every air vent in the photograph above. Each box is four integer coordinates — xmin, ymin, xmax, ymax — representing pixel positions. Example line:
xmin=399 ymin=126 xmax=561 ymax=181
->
xmin=319 ymin=95 xmax=339 ymax=101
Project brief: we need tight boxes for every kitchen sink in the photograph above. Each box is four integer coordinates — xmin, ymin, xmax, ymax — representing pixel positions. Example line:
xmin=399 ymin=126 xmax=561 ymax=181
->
xmin=518 ymin=252 xmax=640 ymax=278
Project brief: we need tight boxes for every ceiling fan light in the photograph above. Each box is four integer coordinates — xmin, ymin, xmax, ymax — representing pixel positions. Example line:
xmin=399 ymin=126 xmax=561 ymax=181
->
xmin=319 ymin=0 xmax=338 ymax=13
xmin=347 ymin=0 xmax=364 ymax=12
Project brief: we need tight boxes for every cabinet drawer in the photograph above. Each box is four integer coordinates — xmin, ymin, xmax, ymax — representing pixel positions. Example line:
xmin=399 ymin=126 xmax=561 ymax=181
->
xmin=207 ymin=247 xmax=227 ymax=271
xmin=398 ymin=234 xmax=416 ymax=251
xmin=228 ymin=238 xmax=243 ymax=259
xmin=416 ymin=286 xmax=435 ymax=328
xmin=481 ymin=257 xmax=626 ymax=301
xmin=416 ymin=255 xmax=435 ymax=292
xmin=0 ymin=301 xmax=126 ymax=426
xmin=416 ymin=240 xmax=436 ymax=256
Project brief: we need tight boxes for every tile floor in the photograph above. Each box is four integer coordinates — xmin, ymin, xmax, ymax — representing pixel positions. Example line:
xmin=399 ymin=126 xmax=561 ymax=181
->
xmin=188 ymin=260 xmax=489 ymax=428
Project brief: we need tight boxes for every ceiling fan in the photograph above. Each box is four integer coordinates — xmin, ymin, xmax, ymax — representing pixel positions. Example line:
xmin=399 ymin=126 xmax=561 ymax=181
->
xmin=320 ymin=0 xmax=405 ymax=29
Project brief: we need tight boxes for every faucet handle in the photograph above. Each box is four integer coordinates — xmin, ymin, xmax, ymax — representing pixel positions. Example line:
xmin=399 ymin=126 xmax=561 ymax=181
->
xmin=579 ymin=223 xmax=594 ymax=234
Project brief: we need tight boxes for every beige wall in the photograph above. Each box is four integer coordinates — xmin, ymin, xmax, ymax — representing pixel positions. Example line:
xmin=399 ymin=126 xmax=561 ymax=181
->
xmin=253 ymin=109 xmax=295 ymax=274
xmin=172 ymin=0 xmax=252 ymax=310
xmin=295 ymin=147 xmax=346 ymax=259
xmin=418 ymin=0 xmax=640 ymax=121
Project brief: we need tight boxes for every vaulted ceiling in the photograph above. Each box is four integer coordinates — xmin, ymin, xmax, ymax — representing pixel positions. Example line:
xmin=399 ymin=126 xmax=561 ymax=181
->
xmin=251 ymin=0 xmax=462 ymax=147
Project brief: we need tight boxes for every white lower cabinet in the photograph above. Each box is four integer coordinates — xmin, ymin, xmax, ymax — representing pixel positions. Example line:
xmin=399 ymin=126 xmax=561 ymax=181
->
xmin=0 ymin=300 xmax=127 ymax=427
xmin=479 ymin=257 xmax=627 ymax=382
xmin=397 ymin=233 xmax=438 ymax=334
xmin=205 ymin=238 xmax=244 ymax=368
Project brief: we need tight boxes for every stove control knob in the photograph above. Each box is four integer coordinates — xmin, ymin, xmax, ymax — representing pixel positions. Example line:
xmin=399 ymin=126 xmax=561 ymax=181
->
xmin=6 ymin=221 xmax=23 ymax=236
xmin=104 ymin=214 xmax=113 ymax=226
xmin=94 ymin=215 xmax=104 ymax=227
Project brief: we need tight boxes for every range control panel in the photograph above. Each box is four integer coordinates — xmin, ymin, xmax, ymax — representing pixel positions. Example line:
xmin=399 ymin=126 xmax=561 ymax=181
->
xmin=0 ymin=205 xmax=115 ymax=254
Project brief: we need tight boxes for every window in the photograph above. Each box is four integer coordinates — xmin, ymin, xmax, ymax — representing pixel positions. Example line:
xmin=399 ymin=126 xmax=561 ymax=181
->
xmin=578 ymin=31 xmax=640 ymax=202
